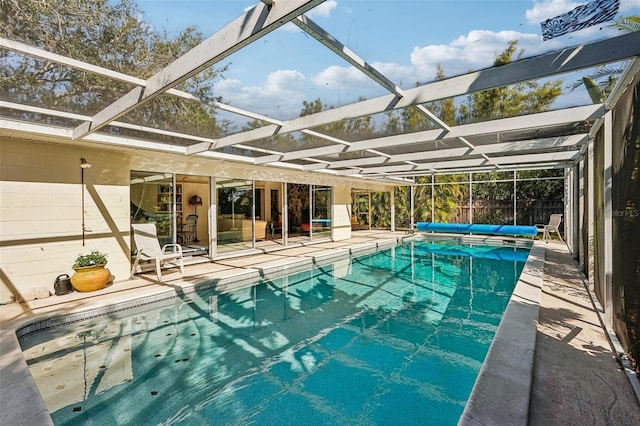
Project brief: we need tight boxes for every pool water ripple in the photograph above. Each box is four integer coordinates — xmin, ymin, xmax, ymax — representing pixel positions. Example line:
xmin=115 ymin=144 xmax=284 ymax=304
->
xmin=20 ymin=238 xmax=530 ymax=425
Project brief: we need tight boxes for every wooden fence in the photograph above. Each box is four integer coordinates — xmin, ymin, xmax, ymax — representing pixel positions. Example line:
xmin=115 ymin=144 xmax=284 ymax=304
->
xmin=451 ymin=199 xmax=564 ymax=226
xmin=392 ymin=199 xmax=564 ymax=229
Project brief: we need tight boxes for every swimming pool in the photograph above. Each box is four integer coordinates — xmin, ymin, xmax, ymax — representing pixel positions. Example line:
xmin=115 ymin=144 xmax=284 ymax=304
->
xmin=20 ymin=237 xmax=531 ymax=425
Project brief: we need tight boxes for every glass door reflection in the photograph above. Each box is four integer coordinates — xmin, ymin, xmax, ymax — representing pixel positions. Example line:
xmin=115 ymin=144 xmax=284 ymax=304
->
xmin=216 ymin=178 xmax=254 ymax=254
xmin=311 ymin=185 xmax=332 ymax=239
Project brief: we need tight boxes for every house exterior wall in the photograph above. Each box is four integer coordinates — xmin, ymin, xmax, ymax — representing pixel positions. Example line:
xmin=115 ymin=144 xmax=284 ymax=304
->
xmin=0 ymin=139 xmax=131 ymax=303
xmin=0 ymin=136 xmax=395 ymax=304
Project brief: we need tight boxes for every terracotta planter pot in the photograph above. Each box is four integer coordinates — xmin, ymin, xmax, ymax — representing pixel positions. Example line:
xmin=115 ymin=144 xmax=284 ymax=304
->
xmin=71 ymin=264 xmax=111 ymax=292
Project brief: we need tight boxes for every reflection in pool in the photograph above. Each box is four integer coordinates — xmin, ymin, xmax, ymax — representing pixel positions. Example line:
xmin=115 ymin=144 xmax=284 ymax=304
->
xmin=20 ymin=238 xmax=530 ymax=425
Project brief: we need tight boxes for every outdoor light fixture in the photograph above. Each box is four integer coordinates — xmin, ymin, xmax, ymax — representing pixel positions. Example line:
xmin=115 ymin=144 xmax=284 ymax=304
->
xmin=80 ymin=158 xmax=92 ymax=245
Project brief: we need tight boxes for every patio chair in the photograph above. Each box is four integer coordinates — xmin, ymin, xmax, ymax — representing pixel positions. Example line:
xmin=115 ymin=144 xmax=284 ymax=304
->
xmin=130 ymin=223 xmax=184 ymax=282
xmin=537 ymin=214 xmax=564 ymax=243
xmin=270 ymin=214 xmax=282 ymax=239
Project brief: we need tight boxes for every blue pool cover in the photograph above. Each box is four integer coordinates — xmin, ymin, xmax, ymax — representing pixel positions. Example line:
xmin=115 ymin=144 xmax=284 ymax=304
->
xmin=416 ymin=222 xmax=538 ymax=236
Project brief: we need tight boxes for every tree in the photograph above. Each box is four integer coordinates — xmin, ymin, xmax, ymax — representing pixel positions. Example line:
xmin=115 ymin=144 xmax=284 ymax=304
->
xmin=459 ymin=41 xmax=562 ymax=123
xmin=383 ymin=65 xmax=456 ymax=135
xmin=516 ymin=169 xmax=564 ymax=200
xmin=0 ymin=0 xmax=226 ymax=137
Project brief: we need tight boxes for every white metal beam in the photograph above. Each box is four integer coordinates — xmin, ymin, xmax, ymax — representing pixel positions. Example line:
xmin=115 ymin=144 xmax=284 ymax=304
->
xmin=323 ymin=134 xmax=586 ymax=169
xmin=216 ymin=32 xmax=639 ymax=146
xmin=1 ymin=100 xmax=216 ymax=144
xmin=328 ymin=156 xmax=389 ymax=169
xmin=293 ymin=15 xmax=450 ymax=131
xmin=0 ymin=118 xmax=254 ymax=164
xmin=293 ymin=15 xmax=403 ymax=97
xmin=186 ymin=29 xmax=629 ymax=155
xmin=253 ymin=154 xmax=282 ymax=164
xmin=603 ymin=110 xmax=614 ymax=329
xmin=72 ymin=0 xmax=325 ymax=140
xmin=282 ymin=144 xmax=348 ymax=164
xmin=280 ymin=109 xmax=591 ymax=170
xmin=364 ymin=162 xmax=573 ymax=178
xmin=347 ymin=104 xmax=603 ymax=152
xmin=359 ymin=150 xmax=580 ymax=174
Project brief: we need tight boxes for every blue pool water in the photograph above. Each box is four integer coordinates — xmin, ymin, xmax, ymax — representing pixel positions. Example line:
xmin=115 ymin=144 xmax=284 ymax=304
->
xmin=20 ymin=238 xmax=530 ymax=425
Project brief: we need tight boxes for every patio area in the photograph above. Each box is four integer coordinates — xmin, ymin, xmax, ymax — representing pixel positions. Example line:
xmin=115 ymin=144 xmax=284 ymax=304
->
xmin=530 ymin=241 xmax=640 ymax=425
xmin=0 ymin=231 xmax=404 ymax=324
xmin=1 ymin=232 xmax=638 ymax=425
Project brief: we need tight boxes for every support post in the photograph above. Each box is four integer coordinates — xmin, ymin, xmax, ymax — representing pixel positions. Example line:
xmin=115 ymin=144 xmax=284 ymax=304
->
xmin=390 ymin=189 xmax=395 ymax=232
xmin=603 ymin=111 xmax=614 ymax=329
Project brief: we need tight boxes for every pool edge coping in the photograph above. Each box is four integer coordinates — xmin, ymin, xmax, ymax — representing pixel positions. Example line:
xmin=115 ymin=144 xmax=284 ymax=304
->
xmin=458 ymin=240 xmax=545 ymax=426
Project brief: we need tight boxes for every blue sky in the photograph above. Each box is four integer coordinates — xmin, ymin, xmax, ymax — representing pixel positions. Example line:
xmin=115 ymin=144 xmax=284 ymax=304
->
xmin=136 ymin=0 xmax=640 ymax=123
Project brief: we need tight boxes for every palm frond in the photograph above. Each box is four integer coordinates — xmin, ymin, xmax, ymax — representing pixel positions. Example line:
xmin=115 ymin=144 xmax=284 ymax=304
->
xmin=568 ymin=66 xmax=623 ymax=91
xmin=612 ymin=16 xmax=640 ymax=33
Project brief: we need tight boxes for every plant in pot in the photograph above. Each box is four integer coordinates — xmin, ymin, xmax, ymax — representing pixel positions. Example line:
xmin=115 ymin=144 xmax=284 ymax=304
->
xmin=71 ymin=250 xmax=111 ymax=292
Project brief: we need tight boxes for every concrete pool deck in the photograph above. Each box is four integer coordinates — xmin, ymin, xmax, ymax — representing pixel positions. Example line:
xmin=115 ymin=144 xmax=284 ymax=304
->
xmin=529 ymin=241 xmax=640 ymax=425
xmin=1 ymin=232 xmax=639 ymax=425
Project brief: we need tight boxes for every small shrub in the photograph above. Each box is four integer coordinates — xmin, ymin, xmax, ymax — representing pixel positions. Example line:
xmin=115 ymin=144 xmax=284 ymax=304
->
xmin=73 ymin=250 xmax=108 ymax=268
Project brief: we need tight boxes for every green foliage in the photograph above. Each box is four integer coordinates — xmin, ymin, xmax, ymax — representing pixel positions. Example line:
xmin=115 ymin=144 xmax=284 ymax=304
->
xmin=370 ymin=192 xmax=390 ymax=227
xmin=459 ymin=41 xmax=562 ymax=123
xmin=472 ymin=177 xmax=514 ymax=201
xmin=433 ymin=178 xmax=468 ymax=222
xmin=570 ymin=15 xmax=639 ymax=103
xmin=393 ymin=186 xmax=412 ymax=227
xmin=516 ymin=170 xmax=564 ymax=200
xmin=414 ymin=179 xmax=433 ymax=222
xmin=614 ymin=15 xmax=640 ymax=32
xmin=73 ymin=250 xmax=107 ymax=268
xmin=0 ymin=0 xmax=226 ymax=137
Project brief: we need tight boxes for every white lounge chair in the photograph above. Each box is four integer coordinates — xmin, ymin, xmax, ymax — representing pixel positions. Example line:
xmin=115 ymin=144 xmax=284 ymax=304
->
xmin=130 ymin=223 xmax=184 ymax=281
xmin=537 ymin=213 xmax=564 ymax=243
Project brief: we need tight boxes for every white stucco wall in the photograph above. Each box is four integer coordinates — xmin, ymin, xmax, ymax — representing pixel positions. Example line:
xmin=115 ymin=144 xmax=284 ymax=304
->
xmin=0 ymin=136 xmax=396 ymax=304
xmin=332 ymin=186 xmax=352 ymax=241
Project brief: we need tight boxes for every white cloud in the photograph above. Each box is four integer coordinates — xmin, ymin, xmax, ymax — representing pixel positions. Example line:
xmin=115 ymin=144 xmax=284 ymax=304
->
xmin=307 ymin=0 xmax=337 ymax=18
xmin=216 ymin=0 xmax=640 ymax=118
xmin=214 ymin=70 xmax=306 ymax=118
xmin=314 ymin=60 xmax=419 ymax=87
xmin=409 ymin=30 xmax=548 ymax=82
xmin=526 ymin=0 xmax=640 ymax=24
xmin=621 ymin=0 xmax=640 ymax=10
xmin=277 ymin=0 xmax=338 ymax=32
xmin=311 ymin=65 xmax=374 ymax=89
xmin=309 ymin=25 xmax=585 ymax=94
xmin=525 ymin=0 xmax=584 ymax=24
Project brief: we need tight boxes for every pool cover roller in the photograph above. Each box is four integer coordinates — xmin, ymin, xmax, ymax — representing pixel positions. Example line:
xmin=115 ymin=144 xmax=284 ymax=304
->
xmin=416 ymin=222 xmax=538 ymax=237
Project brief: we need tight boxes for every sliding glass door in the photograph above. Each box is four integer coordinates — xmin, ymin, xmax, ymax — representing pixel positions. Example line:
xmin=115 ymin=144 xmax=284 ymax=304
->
xmin=130 ymin=171 xmax=175 ymax=246
xmin=216 ymin=178 xmax=254 ymax=254
xmin=312 ymin=185 xmax=332 ymax=239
